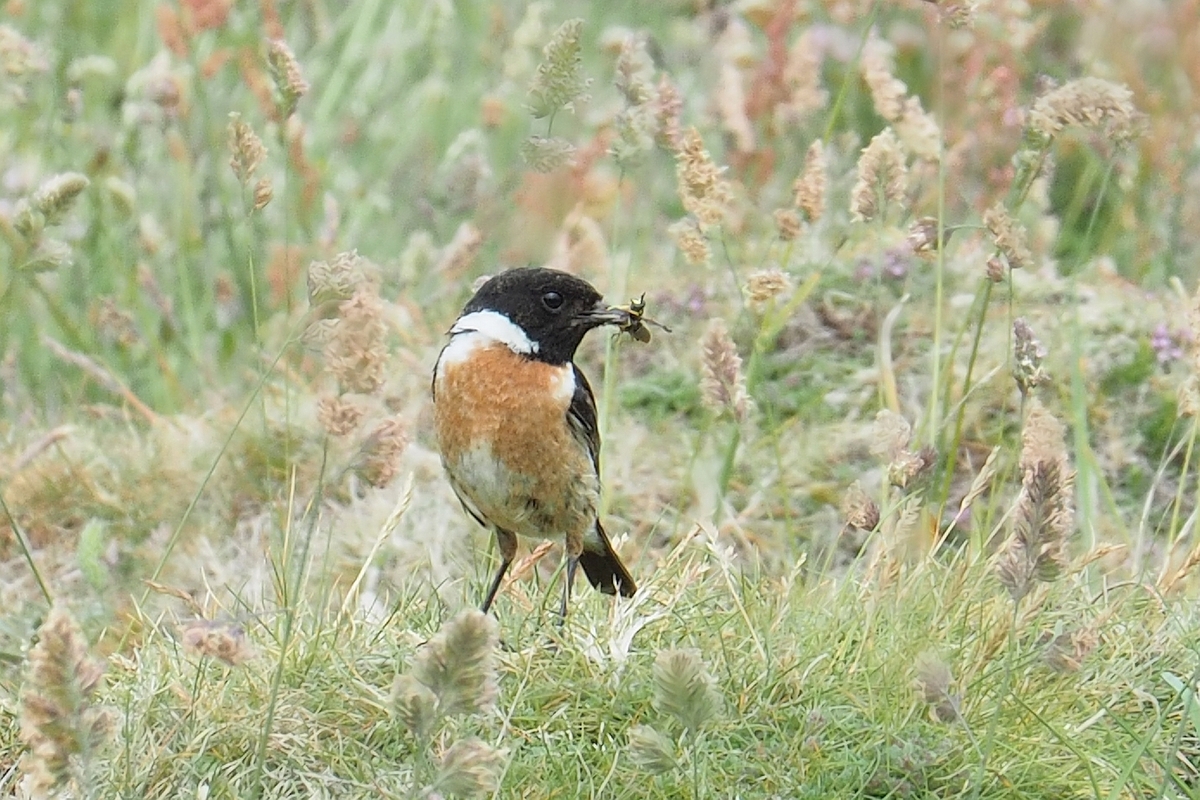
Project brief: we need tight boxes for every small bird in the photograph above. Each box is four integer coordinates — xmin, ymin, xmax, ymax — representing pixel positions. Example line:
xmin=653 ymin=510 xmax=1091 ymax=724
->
xmin=432 ymin=267 xmax=637 ymax=617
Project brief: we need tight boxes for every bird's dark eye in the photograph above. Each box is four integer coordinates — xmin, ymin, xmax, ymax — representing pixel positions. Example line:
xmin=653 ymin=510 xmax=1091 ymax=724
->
xmin=541 ymin=291 xmax=564 ymax=311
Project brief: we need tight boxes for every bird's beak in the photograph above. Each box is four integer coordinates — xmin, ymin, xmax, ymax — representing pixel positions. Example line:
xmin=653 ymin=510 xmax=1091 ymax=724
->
xmin=574 ymin=300 xmax=633 ymax=329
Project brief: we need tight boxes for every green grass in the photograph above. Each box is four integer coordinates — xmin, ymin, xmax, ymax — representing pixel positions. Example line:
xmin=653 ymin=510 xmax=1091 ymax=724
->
xmin=4 ymin=0 xmax=1200 ymax=796
xmin=5 ymin=549 xmax=1195 ymax=798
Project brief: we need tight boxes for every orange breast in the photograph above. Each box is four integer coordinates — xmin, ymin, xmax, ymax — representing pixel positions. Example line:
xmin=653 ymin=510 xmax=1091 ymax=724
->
xmin=433 ymin=343 xmax=597 ymax=540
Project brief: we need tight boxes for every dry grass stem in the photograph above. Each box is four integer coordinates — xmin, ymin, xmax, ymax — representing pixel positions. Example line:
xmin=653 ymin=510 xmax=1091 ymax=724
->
xmin=42 ymin=336 xmax=159 ymax=424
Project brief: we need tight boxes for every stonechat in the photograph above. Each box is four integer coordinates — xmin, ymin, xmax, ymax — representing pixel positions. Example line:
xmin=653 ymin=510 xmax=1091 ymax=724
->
xmin=433 ymin=267 xmax=637 ymax=617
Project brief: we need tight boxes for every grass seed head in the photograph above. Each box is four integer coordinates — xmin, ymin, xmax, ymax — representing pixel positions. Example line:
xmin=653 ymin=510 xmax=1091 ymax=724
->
xmin=227 ymin=113 xmax=265 ymax=182
xmin=997 ymin=399 xmax=1074 ymax=601
xmin=614 ymin=34 xmax=655 ymax=106
xmin=351 ymin=416 xmax=409 ymax=489
xmin=391 ymin=673 xmax=438 ymax=740
xmin=850 ymin=128 xmax=907 ymax=223
xmin=627 ymin=724 xmax=678 ymax=774
xmin=939 ymin=2 xmax=979 ymax=28
xmin=252 ymin=177 xmax=273 ymax=211
xmin=411 ymin=610 xmax=499 ymax=718
xmin=716 ymin=62 xmax=755 ymax=154
xmin=1187 ymin=279 xmax=1200 ymax=381
xmin=983 ymin=202 xmax=1032 ymax=270
xmin=669 ymin=218 xmax=711 ymax=266
xmin=745 ymin=267 xmax=793 ymax=311
xmin=654 ymin=74 xmax=683 ymax=151
xmin=433 ymin=738 xmax=507 ymax=797
xmin=20 ymin=605 xmax=109 ymax=796
xmin=675 ymin=127 xmax=733 ymax=229
xmin=913 ymin=650 xmax=960 ymax=722
xmin=29 ymin=172 xmax=90 ymax=227
xmin=894 ymin=96 xmax=942 ymax=161
xmin=520 ymin=135 xmax=576 ymax=172
xmin=871 ymin=409 xmax=912 ymax=462
xmin=1012 ymin=318 xmax=1048 ymax=397
xmin=552 ymin=205 xmax=608 ymax=273
xmin=986 ymin=255 xmax=1007 ymax=283
xmin=527 ymin=18 xmax=590 ymax=119
xmin=266 ymin=38 xmax=308 ymax=118
xmin=700 ymin=318 xmax=751 ymax=423
xmin=861 ymin=35 xmax=906 ymax=123
xmin=793 ymin=140 xmax=827 ymax=223
xmin=0 ymin=24 xmax=47 ymax=76
xmin=611 ymin=104 xmax=657 ymax=166
xmin=773 ymin=208 xmax=801 ymax=241
xmin=324 ymin=289 xmax=388 ymax=395
xmin=1027 ymin=77 xmax=1141 ymax=144
xmin=20 ymin=238 xmax=72 ymax=272
xmin=179 ymin=618 xmax=255 ymax=665
xmin=93 ymin=297 xmax=140 ymax=348
xmin=842 ymin=481 xmax=881 ymax=531
xmin=1044 ymin=627 xmax=1097 ymax=673
xmin=652 ymin=648 xmax=722 ymax=733
xmin=777 ymin=29 xmax=828 ymax=122
xmin=906 ymin=216 xmax=941 ymax=255
xmin=307 ymin=250 xmax=367 ymax=307
xmin=317 ymin=395 xmax=364 ymax=437
xmin=434 ymin=222 xmax=484 ymax=278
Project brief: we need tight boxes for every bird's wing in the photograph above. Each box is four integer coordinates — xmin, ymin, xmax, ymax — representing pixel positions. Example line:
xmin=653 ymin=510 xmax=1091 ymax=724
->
xmin=566 ymin=362 xmax=601 ymax=473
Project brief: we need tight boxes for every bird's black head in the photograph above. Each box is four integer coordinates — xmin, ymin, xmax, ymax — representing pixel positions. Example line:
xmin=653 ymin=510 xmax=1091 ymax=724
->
xmin=462 ymin=267 xmax=625 ymax=364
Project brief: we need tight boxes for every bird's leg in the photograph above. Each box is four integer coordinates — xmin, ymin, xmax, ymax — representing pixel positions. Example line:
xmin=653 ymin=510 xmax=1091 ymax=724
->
xmin=479 ymin=559 xmax=511 ymax=614
xmin=480 ymin=529 xmax=518 ymax=615
xmin=559 ymin=555 xmax=579 ymax=622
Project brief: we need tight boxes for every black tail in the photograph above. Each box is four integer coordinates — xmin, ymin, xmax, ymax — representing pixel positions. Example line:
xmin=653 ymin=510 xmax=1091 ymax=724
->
xmin=579 ymin=522 xmax=636 ymax=597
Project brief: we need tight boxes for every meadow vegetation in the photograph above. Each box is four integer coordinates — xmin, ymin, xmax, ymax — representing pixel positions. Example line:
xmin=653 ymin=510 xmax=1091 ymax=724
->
xmin=2 ymin=0 xmax=1200 ymax=796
